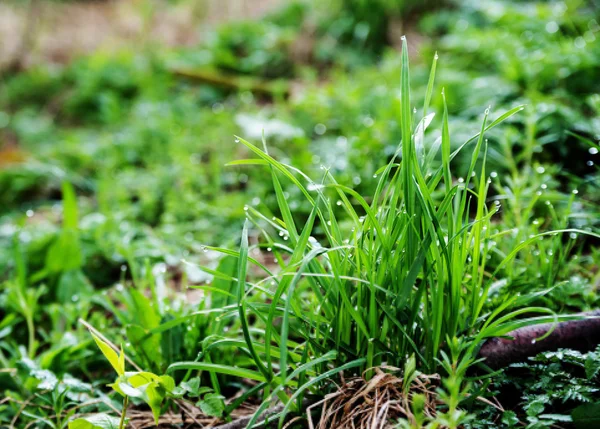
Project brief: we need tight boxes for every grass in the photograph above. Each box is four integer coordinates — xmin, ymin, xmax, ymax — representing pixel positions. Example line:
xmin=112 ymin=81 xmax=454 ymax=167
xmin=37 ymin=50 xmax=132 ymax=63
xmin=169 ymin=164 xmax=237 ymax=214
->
xmin=167 ymin=38 xmax=599 ymax=427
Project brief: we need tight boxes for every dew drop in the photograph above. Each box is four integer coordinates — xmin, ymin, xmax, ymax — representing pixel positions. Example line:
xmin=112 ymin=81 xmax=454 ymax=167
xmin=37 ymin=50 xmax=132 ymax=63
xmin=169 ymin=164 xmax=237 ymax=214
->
xmin=314 ymin=123 xmax=327 ymax=135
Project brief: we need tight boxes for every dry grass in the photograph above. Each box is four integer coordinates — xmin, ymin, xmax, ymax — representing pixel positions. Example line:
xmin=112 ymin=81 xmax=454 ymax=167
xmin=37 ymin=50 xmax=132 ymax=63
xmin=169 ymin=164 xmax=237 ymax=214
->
xmin=309 ymin=367 xmax=441 ymax=429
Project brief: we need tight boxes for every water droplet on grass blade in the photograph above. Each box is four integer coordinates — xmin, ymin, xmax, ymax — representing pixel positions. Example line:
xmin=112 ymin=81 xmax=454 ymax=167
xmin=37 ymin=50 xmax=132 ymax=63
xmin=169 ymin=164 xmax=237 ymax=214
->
xmin=589 ymin=147 xmax=599 ymax=155
xmin=546 ymin=21 xmax=559 ymax=33
xmin=314 ymin=123 xmax=327 ymax=135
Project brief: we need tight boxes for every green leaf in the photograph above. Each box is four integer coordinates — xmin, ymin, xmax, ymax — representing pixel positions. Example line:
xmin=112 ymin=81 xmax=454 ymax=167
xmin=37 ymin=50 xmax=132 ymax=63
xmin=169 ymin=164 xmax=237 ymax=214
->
xmin=539 ymin=414 xmax=572 ymax=422
xmin=46 ymin=229 xmax=83 ymax=274
xmin=90 ymin=333 xmax=125 ymax=376
xmin=56 ymin=269 xmax=93 ymax=304
xmin=68 ymin=413 xmax=122 ymax=429
xmin=31 ymin=369 xmax=58 ymax=390
xmin=180 ymin=377 xmax=212 ymax=397
xmin=45 ymin=182 xmax=83 ymax=275
xmin=572 ymin=403 xmax=600 ymax=429
xmin=197 ymin=393 xmax=225 ymax=418
xmin=501 ymin=410 xmax=519 ymax=426
xmin=525 ymin=398 xmax=546 ymax=417
xmin=167 ymin=361 xmax=267 ymax=382
xmin=115 ymin=372 xmax=173 ymax=425
xmin=585 ymin=353 xmax=600 ymax=380
xmin=126 ymin=324 xmax=162 ymax=371
xmin=61 ymin=181 xmax=79 ymax=230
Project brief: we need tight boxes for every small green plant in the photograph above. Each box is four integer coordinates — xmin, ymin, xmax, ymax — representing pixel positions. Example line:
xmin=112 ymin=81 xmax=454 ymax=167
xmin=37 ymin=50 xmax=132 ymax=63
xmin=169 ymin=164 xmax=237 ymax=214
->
xmin=396 ymin=338 xmax=474 ymax=429
xmin=81 ymin=330 xmax=176 ymax=428
xmin=466 ymin=346 xmax=600 ymax=429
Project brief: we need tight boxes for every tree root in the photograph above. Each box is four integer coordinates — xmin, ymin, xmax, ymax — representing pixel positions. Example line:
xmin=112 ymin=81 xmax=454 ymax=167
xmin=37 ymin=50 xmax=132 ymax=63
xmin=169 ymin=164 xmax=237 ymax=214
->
xmin=478 ymin=310 xmax=600 ymax=369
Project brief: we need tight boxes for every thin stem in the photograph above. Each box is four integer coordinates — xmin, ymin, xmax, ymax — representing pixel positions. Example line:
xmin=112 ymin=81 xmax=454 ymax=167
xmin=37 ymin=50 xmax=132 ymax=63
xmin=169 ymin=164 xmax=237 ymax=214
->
xmin=119 ymin=396 xmax=129 ymax=429
xmin=26 ymin=314 xmax=35 ymax=359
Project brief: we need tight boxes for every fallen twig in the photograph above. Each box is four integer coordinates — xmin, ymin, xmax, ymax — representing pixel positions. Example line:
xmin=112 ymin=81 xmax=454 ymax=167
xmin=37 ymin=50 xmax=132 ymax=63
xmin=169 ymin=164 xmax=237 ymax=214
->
xmin=171 ymin=67 xmax=290 ymax=99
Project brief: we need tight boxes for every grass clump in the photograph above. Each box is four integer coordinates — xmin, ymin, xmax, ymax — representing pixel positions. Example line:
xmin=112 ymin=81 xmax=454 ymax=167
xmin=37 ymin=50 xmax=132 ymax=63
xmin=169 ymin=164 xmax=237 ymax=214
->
xmin=167 ymin=39 xmax=596 ymax=426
